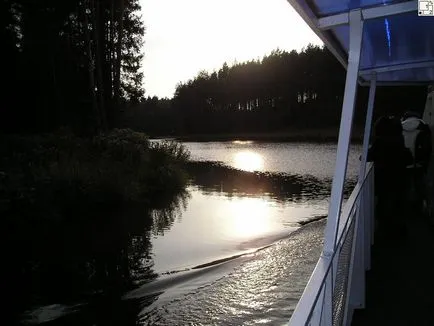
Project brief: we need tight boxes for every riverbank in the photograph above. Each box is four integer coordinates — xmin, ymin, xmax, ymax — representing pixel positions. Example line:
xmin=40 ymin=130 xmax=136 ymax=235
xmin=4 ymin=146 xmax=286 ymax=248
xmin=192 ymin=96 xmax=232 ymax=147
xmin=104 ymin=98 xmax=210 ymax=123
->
xmin=0 ymin=129 xmax=190 ymax=219
xmin=152 ymin=127 xmax=364 ymax=143
xmin=0 ymin=129 xmax=190 ymax=322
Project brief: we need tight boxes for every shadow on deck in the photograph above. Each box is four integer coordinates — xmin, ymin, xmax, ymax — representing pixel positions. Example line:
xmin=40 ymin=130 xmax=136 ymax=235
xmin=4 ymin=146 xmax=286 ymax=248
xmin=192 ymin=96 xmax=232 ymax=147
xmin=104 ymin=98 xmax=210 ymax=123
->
xmin=352 ymin=212 xmax=434 ymax=325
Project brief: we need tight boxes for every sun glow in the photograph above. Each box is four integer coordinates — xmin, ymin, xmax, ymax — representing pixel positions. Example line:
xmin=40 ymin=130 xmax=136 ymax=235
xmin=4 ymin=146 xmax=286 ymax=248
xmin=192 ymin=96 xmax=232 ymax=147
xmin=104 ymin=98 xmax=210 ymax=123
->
xmin=233 ymin=151 xmax=264 ymax=172
xmin=232 ymin=140 xmax=253 ymax=145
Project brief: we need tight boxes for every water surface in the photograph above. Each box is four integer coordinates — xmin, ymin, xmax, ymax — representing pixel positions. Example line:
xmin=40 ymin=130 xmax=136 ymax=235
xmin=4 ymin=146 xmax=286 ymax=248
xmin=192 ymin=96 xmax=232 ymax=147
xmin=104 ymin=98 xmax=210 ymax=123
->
xmin=21 ymin=141 xmax=361 ymax=325
xmin=150 ymin=141 xmax=360 ymax=275
xmin=182 ymin=141 xmax=361 ymax=179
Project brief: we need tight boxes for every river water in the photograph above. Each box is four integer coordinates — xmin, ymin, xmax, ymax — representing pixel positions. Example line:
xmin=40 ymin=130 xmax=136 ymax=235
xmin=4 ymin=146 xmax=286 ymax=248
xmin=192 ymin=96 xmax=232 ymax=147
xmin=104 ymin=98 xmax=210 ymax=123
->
xmin=21 ymin=141 xmax=361 ymax=326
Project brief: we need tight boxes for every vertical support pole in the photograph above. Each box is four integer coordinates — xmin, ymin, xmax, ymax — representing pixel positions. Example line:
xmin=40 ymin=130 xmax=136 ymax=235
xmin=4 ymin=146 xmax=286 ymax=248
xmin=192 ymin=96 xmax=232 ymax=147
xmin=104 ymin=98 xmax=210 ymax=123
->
xmin=359 ymin=74 xmax=376 ymax=272
xmin=370 ymin=168 xmax=375 ymax=245
xmin=320 ymin=271 xmax=333 ymax=326
xmin=323 ymin=8 xmax=364 ymax=256
xmin=342 ymin=10 xmax=364 ymax=326
xmin=364 ymin=178 xmax=372 ymax=271
xmin=359 ymin=74 xmax=377 ymax=181
xmin=316 ymin=9 xmax=364 ymax=326
xmin=347 ymin=199 xmax=366 ymax=318
xmin=310 ymin=283 xmax=325 ymax=325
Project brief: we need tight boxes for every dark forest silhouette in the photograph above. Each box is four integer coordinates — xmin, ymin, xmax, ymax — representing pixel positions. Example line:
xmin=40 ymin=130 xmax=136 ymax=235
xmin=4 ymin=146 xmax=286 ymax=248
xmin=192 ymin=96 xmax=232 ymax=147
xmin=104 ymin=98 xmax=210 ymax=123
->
xmin=2 ymin=1 xmax=427 ymax=137
xmin=123 ymin=46 xmax=427 ymax=138
xmin=0 ymin=3 xmax=194 ymax=322
xmin=2 ymin=0 xmax=145 ymax=134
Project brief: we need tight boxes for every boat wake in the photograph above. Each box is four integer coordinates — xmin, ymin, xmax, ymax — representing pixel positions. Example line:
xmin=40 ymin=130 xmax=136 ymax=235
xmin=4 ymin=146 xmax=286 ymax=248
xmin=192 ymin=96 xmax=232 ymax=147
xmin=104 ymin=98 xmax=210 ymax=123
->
xmin=124 ymin=215 xmax=326 ymax=304
xmin=20 ymin=217 xmax=327 ymax=325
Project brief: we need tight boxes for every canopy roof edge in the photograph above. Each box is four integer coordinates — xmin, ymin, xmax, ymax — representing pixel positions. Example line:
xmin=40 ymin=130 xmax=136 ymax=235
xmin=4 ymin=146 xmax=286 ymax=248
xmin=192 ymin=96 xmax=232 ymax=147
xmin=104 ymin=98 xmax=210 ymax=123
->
xmin=286 ymin=0 xmax=434 ymax=85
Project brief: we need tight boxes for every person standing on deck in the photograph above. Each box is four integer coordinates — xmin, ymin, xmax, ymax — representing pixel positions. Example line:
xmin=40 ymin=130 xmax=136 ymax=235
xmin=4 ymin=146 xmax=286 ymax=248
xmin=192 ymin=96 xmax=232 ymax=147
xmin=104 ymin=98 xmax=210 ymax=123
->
xmin=367 ymin=116 xmax=413 ymax=236
xmin=401 ymin=111 xmax=432 ymax=217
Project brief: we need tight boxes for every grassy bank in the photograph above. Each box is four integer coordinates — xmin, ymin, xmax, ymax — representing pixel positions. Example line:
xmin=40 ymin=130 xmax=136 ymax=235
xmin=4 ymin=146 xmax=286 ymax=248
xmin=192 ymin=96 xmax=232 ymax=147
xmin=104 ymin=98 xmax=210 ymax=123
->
xmin=153 ymin=127 xmax=365 ymax=143
xmin=0 ymin=129 xmax=190 ymax=316
xmin=0 ymin=129 xmax=190 ymax=220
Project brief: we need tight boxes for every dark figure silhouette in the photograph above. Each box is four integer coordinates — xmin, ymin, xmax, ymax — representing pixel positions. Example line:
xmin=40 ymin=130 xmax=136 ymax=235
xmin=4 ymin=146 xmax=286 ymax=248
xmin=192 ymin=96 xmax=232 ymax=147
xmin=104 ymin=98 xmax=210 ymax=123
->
xmin=401 ymin=111 xmax=432 ymax=217
xmin=367 ymin=116 xmax=413 ymax=237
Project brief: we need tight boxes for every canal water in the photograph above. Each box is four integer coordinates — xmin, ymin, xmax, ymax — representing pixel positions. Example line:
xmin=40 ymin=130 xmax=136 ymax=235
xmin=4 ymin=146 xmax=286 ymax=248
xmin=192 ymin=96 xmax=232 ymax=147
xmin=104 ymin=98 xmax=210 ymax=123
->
xmin=21 ymin=141 xmax=361 ymax=325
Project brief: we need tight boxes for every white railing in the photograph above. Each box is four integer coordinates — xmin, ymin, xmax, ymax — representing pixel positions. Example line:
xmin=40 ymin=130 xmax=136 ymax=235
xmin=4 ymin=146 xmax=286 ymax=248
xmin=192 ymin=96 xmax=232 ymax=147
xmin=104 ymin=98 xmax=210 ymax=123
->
xmin=288 ymin=162 xmax=375 ymax=326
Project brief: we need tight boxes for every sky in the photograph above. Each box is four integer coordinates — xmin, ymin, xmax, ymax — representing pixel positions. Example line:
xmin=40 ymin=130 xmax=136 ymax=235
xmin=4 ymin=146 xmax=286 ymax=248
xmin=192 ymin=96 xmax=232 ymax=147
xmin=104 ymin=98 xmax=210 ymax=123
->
xmin=140 ymin=0 xmax=322 ymax=99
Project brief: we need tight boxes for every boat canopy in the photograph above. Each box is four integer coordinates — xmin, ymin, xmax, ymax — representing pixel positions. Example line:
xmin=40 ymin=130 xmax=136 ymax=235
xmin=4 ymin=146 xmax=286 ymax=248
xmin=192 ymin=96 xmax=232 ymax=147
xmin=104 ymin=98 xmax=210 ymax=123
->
xmin=287 ymin=0 xmax=434 ymax=85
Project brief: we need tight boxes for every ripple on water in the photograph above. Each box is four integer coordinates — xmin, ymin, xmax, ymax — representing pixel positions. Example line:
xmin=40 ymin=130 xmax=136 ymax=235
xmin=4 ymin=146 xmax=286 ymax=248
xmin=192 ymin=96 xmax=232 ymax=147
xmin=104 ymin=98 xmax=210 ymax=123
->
xmin=137 ymin=219 xmax=326 ymax=325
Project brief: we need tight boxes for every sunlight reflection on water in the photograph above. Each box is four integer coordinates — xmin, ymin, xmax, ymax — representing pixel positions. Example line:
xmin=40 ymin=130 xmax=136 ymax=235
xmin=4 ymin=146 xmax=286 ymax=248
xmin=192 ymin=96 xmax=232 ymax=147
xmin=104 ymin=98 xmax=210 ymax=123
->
xmin=19 ymin=141 xmax=361 ymax=326
xmin=232 ymin=140 xmax=253 ymax=145
xmin=227 ymin=197 xmax=272 ymax=239
xmin=233 ymin=151 xmax=265 ymax=172
xmin=183 ymin=141 xmax=362 ymax=179
xmin=151 ymin=188 xmax=326 ymax=274
xmin=138 ymin=220 xmax=326 ymax=326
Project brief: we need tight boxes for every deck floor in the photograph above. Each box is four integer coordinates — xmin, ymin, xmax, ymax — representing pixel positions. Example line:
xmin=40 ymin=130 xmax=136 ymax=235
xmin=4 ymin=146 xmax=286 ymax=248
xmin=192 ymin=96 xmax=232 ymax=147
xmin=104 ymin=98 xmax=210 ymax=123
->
xmin=352 ymin=200 xmax=434 ymax=325
xmin=352 ymin=219 xmax=434 ymax=325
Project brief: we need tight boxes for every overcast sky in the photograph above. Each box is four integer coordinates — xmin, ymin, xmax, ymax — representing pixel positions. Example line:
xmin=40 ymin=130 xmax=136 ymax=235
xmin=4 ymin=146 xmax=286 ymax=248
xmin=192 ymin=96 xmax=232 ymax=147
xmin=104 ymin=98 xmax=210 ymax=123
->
xmin=140 ymin=0 xmax=321 ymax=98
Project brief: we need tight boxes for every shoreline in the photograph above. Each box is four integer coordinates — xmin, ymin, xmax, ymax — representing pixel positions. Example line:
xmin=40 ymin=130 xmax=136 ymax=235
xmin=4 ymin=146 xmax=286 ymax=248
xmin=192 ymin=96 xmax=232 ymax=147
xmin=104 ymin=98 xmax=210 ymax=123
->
xmin=150 ymin=128 xmax=364 ymax=143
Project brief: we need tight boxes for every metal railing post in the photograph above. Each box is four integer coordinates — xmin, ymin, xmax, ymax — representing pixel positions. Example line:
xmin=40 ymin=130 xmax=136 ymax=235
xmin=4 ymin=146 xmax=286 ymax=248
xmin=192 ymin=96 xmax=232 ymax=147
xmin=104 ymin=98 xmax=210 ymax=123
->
xmin=289 ymin=8 xmax=366 ymax=326
xmin=320 ymin=272 xmax=333 ymax=325
xmin=359 ymin=75 xmax=376 ymax=272
xmin=339 ymin=9 xmax=364 ymax=326
xmin=370 ymin=168 xmax=375 ymax=245
xmin=346 ymin=197 xmax=366 ymax=316
xmin=363 ymin=177 xmax=371 ymax=271
xmin=359 ymin=74 xmax=377 ymax=180
xmin=323 ymin=8 xmax=364 ymax=257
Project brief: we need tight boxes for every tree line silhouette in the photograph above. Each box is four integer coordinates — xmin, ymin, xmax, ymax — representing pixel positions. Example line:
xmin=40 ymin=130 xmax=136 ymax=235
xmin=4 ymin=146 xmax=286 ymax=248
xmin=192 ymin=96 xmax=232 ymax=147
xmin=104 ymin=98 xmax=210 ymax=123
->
xmin=124 ymin=45 xmax=427 ymax=137
xmin=1 ymin=1 xmax=427 ymax=137
xmin=2 ymin=0 xmax=145 ymax=134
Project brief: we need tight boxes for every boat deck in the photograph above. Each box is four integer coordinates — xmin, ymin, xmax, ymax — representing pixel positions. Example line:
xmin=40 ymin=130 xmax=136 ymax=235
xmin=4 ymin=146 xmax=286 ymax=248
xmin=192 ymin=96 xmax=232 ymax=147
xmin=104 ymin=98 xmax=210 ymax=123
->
xmin=352 ymin=163 xmax=434 ymax=325
xmin=352 ymin=219 xmax=434 ymax=325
